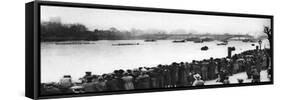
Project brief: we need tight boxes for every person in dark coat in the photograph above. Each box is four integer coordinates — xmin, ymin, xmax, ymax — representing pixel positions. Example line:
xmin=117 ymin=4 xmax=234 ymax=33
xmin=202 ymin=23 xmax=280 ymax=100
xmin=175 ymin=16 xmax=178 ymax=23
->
xmin=187 ymin=72 xmax=195 ymax=86
xmin=163 ymin=66 xmax=171 ymax=88
xmin=83 ymin=82 xmax=96 ymax=93
xmin=208 ymin=57 xmax=217 ymax=80
xmin=178 ymin=62 xmax=188 ymax=87
xmin=170 ymin=63 xmax=179 ymax=87
xmin=136 ymin=72 xmax=150 ymax=89
xmin=217 ymin=70 xmax=227 ymax=83
xmin=201 ymin=61 xmax=208 ymax=81
xmin=105 ymin=75 xmax=121 ymax=91
xmin=155 ymin=66 xmax=165 ymax=88
xmin=223 ymin=76 xmax=230 ymax=84
xmin=245 ymin=60 xmax=253 ymax=79
xmin=252 ymin=69 xmax=260 ymax=83
xmin=255 ymin=54 xmax=262 ymax=73
xmin=149 ymin=69 xmax=160 ymax=88
xmin=220 ymin=58 xmax=227 ymax=72
xmin=113 ymin=70 xmax=125 ymax=90
xmin=217 ymin=59 xmax=222 ymax=73
xmin=192 ymin=61 xmax=201 ymax=76
xmin=95 ymin=77 xmax=107 ymax=91
xmin=83 ymin=72 xmax=93 ymax=83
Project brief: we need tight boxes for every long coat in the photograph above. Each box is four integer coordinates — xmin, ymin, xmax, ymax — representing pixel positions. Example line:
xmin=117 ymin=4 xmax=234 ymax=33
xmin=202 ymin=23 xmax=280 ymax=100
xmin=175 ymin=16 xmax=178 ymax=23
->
xmin=122 ymin=76 xmax=135 ymax=90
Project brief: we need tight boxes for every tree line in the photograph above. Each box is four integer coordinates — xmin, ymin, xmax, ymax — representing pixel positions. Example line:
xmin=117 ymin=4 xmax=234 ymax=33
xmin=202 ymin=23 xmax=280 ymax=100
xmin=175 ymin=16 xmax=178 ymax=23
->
xmin=41 ymin=21 xmax=271 ymax=42
xmin=41 ymin=21 xmax=139 ymax=41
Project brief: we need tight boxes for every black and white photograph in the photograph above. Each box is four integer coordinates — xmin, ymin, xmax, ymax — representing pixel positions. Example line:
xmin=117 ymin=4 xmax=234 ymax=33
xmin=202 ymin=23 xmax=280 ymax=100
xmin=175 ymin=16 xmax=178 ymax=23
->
xmin=39 ymin=5 xmax=273 ymax=96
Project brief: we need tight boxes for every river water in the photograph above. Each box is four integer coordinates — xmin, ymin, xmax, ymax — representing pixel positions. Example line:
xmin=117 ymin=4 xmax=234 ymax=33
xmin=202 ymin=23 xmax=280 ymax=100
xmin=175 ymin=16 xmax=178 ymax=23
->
xmin=41 ymin=40 xmax=269 ymax=83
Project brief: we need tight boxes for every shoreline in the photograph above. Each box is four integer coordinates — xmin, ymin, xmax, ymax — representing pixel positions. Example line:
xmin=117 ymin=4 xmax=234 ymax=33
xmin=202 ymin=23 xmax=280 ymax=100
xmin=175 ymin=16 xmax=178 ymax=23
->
xmin=41 ymin=48 xmax=270 ymax=84
xmin=40 ymin=48 xmax=271 ymax=96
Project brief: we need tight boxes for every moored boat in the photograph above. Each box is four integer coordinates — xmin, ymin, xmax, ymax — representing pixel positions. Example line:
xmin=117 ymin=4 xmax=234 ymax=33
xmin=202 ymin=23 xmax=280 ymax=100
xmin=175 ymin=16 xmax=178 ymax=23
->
xmin=112 ymin=43 xmax=140 ymax=46
xmin=172 ymin=40 xmax=185 ymax=43
xmin=217 ymin=41 xmax=228 ymax=45
xmin=217 ymin=42 xmax=228 ymax=45
xmin=144 ymin=39 xmax=157 ymax=42
xmin=201 ymin=46 xmax=209 ymax=51
xmin=55 ymin=41 xmax=94 ymax=45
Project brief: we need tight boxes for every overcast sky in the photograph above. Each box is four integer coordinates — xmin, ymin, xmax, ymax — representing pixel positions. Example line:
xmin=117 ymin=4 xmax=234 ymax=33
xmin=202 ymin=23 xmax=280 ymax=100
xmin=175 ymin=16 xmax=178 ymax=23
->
xmin=41 ymin=5 xmax=270 ymax=36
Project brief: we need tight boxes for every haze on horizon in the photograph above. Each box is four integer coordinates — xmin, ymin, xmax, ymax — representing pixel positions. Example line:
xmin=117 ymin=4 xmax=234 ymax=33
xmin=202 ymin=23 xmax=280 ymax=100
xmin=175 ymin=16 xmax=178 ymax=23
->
xmin=41 ymin=5 xmax=271 ymax=37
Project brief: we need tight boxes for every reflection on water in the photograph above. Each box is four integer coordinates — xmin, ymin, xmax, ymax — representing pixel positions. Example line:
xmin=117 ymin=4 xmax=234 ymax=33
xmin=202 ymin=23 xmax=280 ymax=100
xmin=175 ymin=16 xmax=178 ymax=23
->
xmin=41 ymin=40 xmax=269 ymax=83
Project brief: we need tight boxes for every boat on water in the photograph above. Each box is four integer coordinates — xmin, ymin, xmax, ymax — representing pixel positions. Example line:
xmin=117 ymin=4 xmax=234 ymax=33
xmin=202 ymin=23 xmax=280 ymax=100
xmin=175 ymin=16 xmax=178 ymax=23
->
xmin=172 ymin=40 xmax=185 ymax=43
xmin=242 ymin=39 xmax=255 ymax=43
xmin=144 ymin=39 xmax=157 ymax=42
xmin=55 ymin=41 xmax=94 ymax=45
xmin=217 ymin=41 xmax=228 ymax=45
xmin=112 ymin=43 xmax=140 ymax=46
xmin=217 ymin=42 xmax=228 ymax=45
xmin=201 ymin=37 xmax=214 ymax=42
xmin=201 ymin=46 xmax=209 ymax=51
xmin=194 ymin=40 xmax=203 ymax=43
xmin=242 ymin=39 xmax=250 ymax=42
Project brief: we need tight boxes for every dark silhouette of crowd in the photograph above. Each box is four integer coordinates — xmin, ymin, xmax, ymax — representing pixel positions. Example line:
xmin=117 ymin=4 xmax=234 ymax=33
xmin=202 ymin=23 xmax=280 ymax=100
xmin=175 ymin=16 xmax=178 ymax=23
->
xmin=41 ymin=49 xmax=271 ymax=95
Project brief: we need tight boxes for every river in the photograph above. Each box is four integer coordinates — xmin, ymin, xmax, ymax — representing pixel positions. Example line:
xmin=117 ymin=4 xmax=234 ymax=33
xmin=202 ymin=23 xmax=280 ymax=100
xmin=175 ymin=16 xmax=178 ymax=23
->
xmin=41 ymin=40 xmax=269 ymax=83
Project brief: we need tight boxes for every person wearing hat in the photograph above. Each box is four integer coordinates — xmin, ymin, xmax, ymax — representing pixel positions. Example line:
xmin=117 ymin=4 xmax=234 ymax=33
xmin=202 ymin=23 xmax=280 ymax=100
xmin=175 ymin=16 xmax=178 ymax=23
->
xmin=208 ymin=57 xmax=217 ymax=80
xmin=95 ymin=76 xmax=107 ymax=91
xmin=251 ymin=68 xmax=260 ymax=83
xmin=105 ymin=75 xmax=121 ymax=91
xmin=83 ymin=72 xmax=93 ymax=83
xmin=192 ymin=74 xmax=204 ymax=86
xmin=170 ymin=63 xmax=179 ymax=87
xmin=163 ymin=66 xmax=172 ymax=88
xmin=135 ymin=72 xmax=150 ymax=89
xmin=178 ymin=62 xmax=188 ymax=87
xmin=201 ymin=61 xmax=209 ymax=81
xmin=121 ymin=73 xmax=135 ymax=90
xmin=58 ymin=75 xmax=73 ymax=93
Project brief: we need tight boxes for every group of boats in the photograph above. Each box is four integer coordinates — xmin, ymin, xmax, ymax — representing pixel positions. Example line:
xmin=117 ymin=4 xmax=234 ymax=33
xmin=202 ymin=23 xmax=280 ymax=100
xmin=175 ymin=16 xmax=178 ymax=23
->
xmin=54 ymin=38 xmax=258 ymax=52
xmin=145 ymin=39 xmax=210 ymax=51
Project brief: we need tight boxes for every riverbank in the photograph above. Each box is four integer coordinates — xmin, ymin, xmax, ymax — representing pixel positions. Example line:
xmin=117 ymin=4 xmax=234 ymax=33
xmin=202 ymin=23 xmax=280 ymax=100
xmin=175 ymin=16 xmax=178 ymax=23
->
xmin=41 ymin=48 xmax=271 ymax=95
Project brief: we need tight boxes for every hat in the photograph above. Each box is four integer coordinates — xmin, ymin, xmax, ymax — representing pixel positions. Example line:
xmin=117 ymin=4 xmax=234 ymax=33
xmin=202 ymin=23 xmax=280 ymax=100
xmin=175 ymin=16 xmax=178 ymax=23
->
xmin=237 ymin=79 xmax=244 ymax=83
xmin=85 ymin=72 xmax=92 ymax=75
xmin=63 ymin=75 xmax=71 ymax=78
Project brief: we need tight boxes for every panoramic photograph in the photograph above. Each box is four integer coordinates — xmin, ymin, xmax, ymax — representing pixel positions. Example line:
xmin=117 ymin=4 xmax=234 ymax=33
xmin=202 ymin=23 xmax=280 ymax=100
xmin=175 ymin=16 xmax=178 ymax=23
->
xmin=40 ymin=5 xmax=272 ymax=95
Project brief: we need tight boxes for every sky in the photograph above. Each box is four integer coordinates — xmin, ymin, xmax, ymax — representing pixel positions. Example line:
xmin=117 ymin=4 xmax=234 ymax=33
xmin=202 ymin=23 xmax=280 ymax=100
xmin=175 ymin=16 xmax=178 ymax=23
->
xmin=41 ymin=5 xmax=271 ymax=36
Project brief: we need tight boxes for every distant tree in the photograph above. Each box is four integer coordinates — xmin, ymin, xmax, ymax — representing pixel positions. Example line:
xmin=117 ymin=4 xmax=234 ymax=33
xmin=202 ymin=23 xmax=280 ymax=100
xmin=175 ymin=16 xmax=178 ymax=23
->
xmin=263 ymin=26 xmax=272 ymax=63
xmin=263 ymin=26 xmax=272 ymax=47
xmin=69 ymin=24 xmax=88 ymax=33
xmin=109 ymin=27 xmax=118 ymax=32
